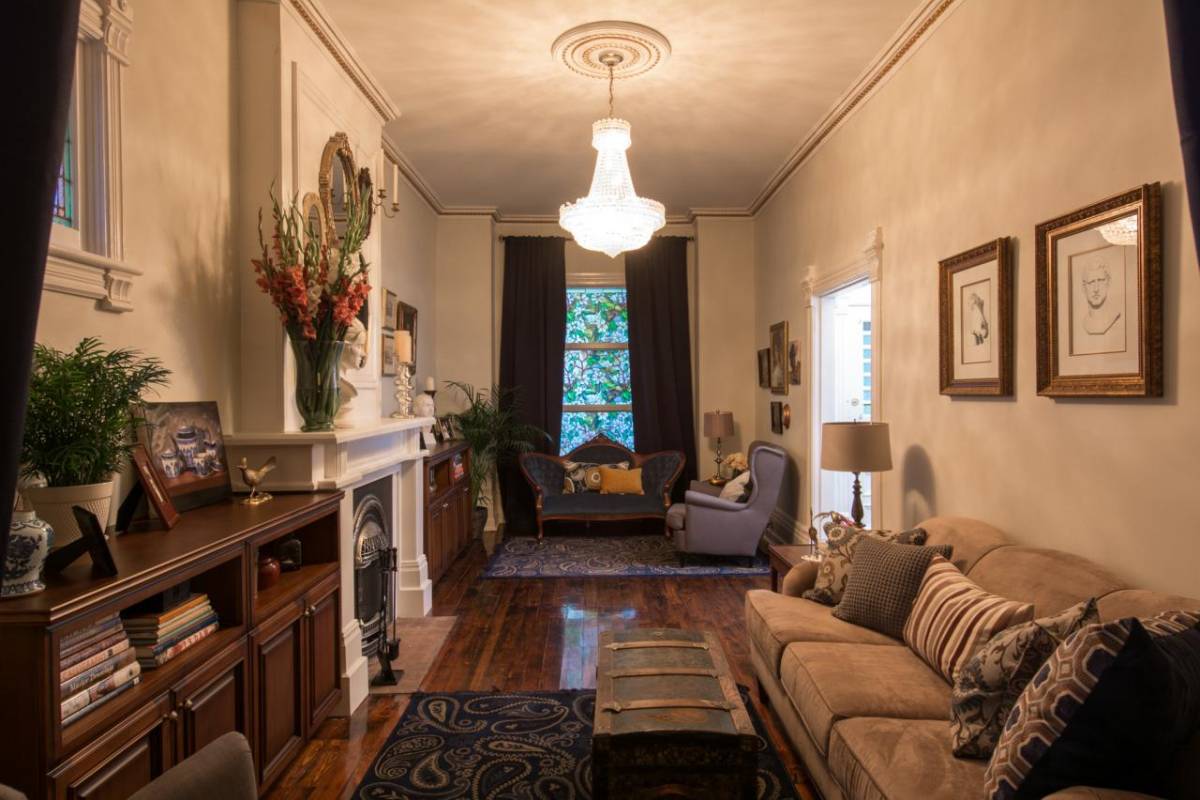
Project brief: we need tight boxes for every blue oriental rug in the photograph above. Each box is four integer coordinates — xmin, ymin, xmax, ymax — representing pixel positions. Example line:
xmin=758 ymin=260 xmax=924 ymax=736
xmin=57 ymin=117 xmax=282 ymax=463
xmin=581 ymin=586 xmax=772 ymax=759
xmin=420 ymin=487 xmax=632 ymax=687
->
xmin=352 ymin=689 xmax=800 ymax=799
xmin=482 ymin=535 xmax=770 ymax=579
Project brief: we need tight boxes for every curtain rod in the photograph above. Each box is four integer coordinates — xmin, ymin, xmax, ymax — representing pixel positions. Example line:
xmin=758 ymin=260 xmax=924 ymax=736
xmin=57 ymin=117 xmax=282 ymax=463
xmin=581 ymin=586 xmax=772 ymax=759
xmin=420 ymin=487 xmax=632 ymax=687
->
xmin=497 ymin=234 xmax=695 ymax=242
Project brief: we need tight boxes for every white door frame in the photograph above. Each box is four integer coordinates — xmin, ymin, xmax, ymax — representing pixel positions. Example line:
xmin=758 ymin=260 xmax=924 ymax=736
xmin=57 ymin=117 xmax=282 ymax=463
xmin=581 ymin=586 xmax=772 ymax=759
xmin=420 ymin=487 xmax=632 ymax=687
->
xmin=806 ymin=227 xmax=884 ymax=529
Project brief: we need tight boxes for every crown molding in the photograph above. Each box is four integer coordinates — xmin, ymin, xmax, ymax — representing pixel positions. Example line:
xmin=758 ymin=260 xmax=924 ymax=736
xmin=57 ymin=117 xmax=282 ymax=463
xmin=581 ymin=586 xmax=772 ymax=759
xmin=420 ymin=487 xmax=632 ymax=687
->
xmin=286 ymin=0 xmax=400 ymax=122
xmin=749 ymin=0 xmax=959 ymax=215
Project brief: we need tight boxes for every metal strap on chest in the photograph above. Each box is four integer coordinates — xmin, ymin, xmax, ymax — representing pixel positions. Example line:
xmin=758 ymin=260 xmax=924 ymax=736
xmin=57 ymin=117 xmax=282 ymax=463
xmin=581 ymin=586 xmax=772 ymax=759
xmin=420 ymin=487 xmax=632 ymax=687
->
xmin=600 ymin=698 xmax=734 ymax=714
xmin=607 ymin=667 xmax=718 ymax=679
xmin=605 ymin=640 xmax=709 ymax=651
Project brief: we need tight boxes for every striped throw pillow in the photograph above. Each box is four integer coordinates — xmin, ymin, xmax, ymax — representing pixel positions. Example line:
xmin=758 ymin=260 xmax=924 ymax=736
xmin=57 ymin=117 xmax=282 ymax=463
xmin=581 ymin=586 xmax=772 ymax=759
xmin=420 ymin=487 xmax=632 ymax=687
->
xmin=903 ymin=556 xmax=1035 ymax=684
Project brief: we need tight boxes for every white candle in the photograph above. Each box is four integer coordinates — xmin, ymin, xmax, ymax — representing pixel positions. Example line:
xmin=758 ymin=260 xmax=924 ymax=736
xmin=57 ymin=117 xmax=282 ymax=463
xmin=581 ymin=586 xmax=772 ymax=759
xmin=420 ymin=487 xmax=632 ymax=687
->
xmin=424 ymin=376 xmax=436 ymax=392
xmin=393 ymin=330 xmax=413 ymax=364
xmin=392 ymin=163 xmax=399 ymax=204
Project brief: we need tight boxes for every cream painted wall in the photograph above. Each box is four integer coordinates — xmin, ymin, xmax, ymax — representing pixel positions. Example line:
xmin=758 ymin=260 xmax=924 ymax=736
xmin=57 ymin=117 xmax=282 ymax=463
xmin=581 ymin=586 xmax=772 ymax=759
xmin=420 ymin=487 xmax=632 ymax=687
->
xmin=434 ymin=215 xmax=495 ymax=414
xmin=753 ymin=0 xmax=1199 ymax=596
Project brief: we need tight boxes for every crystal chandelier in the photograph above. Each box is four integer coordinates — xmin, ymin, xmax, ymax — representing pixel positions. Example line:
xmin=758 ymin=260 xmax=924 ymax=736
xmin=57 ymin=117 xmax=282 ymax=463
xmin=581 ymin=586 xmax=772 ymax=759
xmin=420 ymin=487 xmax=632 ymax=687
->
xmin=559 ymin=53 xmax=665 ymax=258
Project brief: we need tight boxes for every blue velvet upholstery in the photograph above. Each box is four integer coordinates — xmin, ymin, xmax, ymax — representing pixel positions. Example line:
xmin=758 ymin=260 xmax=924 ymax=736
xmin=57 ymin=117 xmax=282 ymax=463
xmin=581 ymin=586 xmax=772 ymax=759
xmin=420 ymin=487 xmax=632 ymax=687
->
xmin=542 ymin=493 xmax=665 ymax=517
xmin=640 ymin=452 xmax=683 ymax=499
xmin=567 ymin=443 xmax=631 ymax=465
xmin=521 ymin=454 xmax=565 ymax=497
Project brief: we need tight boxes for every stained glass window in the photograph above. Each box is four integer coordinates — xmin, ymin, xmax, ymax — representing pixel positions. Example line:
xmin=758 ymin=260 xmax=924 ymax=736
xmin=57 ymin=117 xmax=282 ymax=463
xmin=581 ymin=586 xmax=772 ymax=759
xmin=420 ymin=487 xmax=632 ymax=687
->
xmin=52 ymin=121 xmax=75 ymax=228
xmin=561 ymin=286 xmax=634 ymax=453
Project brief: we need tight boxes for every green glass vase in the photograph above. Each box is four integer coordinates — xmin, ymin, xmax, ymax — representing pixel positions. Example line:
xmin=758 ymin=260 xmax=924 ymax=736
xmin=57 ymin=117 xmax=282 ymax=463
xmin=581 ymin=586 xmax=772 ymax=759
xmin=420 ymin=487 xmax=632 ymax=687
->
xmin=289 ymin=336 xmax=344 ymax=432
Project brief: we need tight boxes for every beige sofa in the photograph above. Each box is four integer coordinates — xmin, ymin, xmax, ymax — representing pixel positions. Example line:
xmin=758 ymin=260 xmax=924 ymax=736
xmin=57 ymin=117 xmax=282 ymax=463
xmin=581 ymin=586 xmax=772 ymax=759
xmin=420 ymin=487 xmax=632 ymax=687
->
xmin=746 ymin=516 xmax=1200 ymax=800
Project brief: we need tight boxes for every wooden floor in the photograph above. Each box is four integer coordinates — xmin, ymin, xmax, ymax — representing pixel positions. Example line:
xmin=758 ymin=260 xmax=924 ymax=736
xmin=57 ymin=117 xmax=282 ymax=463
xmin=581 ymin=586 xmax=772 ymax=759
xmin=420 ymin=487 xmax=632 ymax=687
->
xmin=266 ymin=537 xmax=816 ymax=799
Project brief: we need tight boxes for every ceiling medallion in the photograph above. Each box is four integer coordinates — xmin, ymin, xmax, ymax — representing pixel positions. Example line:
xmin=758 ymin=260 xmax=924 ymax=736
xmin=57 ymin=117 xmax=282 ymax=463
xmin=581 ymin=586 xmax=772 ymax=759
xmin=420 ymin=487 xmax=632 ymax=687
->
xmin=555 ymin=22 xmax=669 ymax=259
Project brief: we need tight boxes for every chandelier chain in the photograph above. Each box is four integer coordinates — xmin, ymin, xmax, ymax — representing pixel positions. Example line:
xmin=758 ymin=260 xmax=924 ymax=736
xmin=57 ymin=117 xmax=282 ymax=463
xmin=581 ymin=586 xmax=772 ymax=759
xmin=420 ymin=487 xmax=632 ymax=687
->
xmin=608 ymin=63 xmax=615 ymax=117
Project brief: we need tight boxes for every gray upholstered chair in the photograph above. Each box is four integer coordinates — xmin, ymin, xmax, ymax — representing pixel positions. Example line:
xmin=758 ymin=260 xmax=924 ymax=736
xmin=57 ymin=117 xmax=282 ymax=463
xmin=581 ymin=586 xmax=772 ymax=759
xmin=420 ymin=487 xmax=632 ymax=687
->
xmin=128 ymin=732 xmax=257 ymax=800
xmin=669 ymin=441 xmax=787 ymax=561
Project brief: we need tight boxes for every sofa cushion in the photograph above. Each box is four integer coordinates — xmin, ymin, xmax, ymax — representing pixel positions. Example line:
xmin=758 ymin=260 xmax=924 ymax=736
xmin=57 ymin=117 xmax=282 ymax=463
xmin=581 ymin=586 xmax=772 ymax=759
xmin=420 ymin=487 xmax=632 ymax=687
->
xmin=904 ymin=555 xmax=1035 ymax=684
xmin=802 ymin=525 xmax=928 ymax=606
xmin=828 ymin=717 xmax=987 ymax=800
xmin=541 ymin=492 xmax=663 ymax=517
xmin=779 ymin=642 xmax=951 ymax=755
xmin=745 ymin=590 xmax=900 ymax=673
xmin=966 ymin=546 xmax=1125 ymax=616
xmin=1097 ymin=588 xmax=1200 ymax=621
xmin=561 ymin=459 xmax=629 ymax=493
xmin=665 ymin=503 xmax=686 ymax=531
xmin=833 ymin=538 xmax=953 ymax=639
xmin=918 ymin=516 xmax=1011 ymax=574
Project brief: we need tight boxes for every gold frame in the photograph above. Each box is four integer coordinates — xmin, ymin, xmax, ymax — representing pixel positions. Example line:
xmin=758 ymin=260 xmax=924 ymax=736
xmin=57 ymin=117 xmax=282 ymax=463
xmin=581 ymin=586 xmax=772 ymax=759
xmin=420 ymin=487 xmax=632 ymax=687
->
xmin=939 ymin=237 xmax=1013 ymax=396
xmin=769 ymin=321 xmax=789 ymax=395
xmin=1035 ymin=184 xmax=1162 ymax=397
xmin=318 ymin=132 xmax=360 ymax=247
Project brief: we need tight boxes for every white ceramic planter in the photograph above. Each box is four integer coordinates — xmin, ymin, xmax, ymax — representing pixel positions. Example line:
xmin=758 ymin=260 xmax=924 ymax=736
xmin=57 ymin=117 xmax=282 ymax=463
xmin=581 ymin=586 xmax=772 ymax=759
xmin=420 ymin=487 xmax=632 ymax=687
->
xmin=25 ymin=481 xmax=114 ymax=547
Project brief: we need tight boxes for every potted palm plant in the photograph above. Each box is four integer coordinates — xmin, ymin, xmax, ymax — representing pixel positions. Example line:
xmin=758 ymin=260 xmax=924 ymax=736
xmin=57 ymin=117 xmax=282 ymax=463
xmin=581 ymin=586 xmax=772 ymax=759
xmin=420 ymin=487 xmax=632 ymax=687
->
xmin=446 ymin=382 xmax=546 ymax=538
xmin=22 ymin=338 xmax=170 ymax=544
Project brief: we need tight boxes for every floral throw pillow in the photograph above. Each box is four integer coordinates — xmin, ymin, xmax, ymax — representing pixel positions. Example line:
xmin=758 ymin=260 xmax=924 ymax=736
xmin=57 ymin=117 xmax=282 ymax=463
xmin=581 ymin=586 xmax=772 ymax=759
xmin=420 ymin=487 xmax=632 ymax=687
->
xmin=951 ymin=598 xmax=1099 ymax=758
xmin=562 ymin=460 xmax=629 ymax=494
xmin=801 ymin=524 xmax=928 ymax=606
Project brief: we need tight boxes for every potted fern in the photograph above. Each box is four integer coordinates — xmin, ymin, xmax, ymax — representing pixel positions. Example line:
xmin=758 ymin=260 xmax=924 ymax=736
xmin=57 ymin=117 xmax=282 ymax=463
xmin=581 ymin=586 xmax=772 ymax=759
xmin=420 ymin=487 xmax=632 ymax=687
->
xmin=445 ymin=382 xmax=546 ymax=538
xmin=22 ymin=338 xmax=170 ymax=544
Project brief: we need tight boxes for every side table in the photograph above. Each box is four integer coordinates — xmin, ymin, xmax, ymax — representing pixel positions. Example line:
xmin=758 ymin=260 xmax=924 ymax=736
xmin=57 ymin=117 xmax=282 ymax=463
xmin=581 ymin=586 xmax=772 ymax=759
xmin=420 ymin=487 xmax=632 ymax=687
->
xmin=767 ymin=542 xmax=817 ymax=592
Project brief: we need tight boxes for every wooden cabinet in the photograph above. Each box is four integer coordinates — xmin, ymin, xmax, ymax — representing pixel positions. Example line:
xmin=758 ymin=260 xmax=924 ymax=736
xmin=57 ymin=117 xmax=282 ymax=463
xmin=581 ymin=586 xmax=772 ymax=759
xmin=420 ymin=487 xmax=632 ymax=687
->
xmin=304 ymin=574 xmax=341 ymax=736
xmin=251 ymin=602 xmax=305 ymax=789
xmin=424 ymin=442 xmax=473 ymax=583
xmin=171 ymin=640 xmax=249 ymax=763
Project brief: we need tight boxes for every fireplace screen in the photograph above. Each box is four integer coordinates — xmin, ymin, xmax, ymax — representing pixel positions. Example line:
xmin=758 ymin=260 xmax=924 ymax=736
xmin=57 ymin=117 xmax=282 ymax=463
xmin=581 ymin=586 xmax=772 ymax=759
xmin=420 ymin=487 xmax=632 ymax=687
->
xmin=352 ymin=488 xmax=399 ymax=683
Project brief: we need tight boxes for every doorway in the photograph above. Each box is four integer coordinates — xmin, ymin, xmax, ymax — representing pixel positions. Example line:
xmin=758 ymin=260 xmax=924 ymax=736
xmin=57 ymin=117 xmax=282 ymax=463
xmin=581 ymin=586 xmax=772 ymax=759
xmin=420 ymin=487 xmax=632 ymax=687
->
xmin=812 ymin=280 xmax=873 ymax=525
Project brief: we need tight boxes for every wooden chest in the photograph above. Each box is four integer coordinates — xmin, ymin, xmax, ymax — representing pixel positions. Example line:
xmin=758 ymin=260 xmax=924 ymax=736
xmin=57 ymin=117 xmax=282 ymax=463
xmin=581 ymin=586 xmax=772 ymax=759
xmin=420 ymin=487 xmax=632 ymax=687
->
xmin=592 ymin=628 xmax=757 ymax=800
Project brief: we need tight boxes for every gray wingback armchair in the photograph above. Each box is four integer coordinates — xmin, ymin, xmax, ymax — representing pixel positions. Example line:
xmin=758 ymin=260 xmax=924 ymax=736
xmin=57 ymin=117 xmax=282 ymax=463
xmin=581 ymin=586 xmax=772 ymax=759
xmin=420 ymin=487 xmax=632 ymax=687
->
xmin=669 ymin=441 xmax=787 ymax=560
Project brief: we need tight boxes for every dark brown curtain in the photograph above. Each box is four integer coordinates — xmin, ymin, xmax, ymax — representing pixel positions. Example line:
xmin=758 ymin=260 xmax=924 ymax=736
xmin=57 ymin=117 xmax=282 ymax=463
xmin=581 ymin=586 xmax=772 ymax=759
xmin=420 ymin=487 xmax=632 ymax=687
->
xmin=1 ymin=0 xmax=83 ymax=567
xmin=498 ymin=237 xmax=567 ymax=533
xmin=626 ymin=237 xmax=697 ymax=501
xmin=1166 ymin=0 xmax=1200 ymax=259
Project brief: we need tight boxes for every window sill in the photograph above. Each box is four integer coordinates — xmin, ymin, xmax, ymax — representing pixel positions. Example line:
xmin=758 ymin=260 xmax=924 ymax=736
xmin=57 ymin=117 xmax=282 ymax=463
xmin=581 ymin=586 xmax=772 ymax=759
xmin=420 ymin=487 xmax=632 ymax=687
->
xmin=44 ymin=244 xmax=142 ymax=313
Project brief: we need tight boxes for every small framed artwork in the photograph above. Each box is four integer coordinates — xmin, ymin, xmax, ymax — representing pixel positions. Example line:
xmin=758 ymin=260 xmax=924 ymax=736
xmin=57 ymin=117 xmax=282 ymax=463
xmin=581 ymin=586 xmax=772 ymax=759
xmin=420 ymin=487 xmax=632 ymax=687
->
xmin=381 ymin=330 xmax=397 ymax=377
xmin=130 ymin=444 xmax=180 ymax=529
xmin=396 ymin=301 xmax=418 ymax=371
xmin=939 ymin=237 xmax=1013 ymax=396
xmin=769 ymin=321 xmax=789 ymax=395
xmin=138 ymin=401 xmax=231 ymax=512
xmin=1035 ymin=183 xmax=1162 ymax=397
xmin=757 ymin=348 xmax=770 ymax=388
xmin=770 ymin=401 xmax=784 ymax=434
xmin=788 ymin=340 xmax=802 ymax=386
xmin=383 ymin=290 xmax=398 ymax=330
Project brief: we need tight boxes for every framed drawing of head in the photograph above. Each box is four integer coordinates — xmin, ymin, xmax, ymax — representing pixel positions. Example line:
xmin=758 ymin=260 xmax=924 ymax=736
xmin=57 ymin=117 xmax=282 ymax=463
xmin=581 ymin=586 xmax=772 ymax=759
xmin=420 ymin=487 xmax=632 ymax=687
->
xmin=1035 ymin=184 xmax=1161 ymax=397
xmin=939 ymin=237 xmax=1013 ymax=396
xmin=769 ymin=321 xmax=788 ymax=395
xmin=757 ymin=348 xmax=770 ymax=388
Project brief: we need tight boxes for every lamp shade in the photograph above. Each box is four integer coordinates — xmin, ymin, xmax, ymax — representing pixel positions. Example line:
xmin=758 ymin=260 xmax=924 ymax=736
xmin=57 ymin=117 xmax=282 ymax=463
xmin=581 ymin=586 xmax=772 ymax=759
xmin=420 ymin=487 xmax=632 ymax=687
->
xmin=703 ymin=410 xmax=734 ymax=438
xmin=820 ymin=422 xmax=892 ymax=473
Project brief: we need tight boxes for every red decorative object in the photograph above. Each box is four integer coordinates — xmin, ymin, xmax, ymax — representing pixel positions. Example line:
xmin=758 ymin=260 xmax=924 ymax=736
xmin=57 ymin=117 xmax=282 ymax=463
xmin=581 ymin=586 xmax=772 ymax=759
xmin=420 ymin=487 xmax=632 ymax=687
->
xmin=257 ymin=554 xmax=281 ymax=590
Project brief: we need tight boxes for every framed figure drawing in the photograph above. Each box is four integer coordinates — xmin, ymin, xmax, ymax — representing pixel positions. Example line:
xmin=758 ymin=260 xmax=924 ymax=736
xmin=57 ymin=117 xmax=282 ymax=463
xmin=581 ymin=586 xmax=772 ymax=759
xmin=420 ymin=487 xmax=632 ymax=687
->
xmin=757 ymin=348 xmax=770 ymax=388
xmin=381 ymin=330 xmax=397 ymax=377
xmin=383 ymin=290 xmax=398 ymax=330
xmin=788 ymin=340 xmax=802 ymax=385
xmin=1035 ymin=183 xmax=1161 ymax=397
xmin=769 ymin=321 xmax=788 ymax=395
xmin=939 ymin=237 xmax=1013 ymax=395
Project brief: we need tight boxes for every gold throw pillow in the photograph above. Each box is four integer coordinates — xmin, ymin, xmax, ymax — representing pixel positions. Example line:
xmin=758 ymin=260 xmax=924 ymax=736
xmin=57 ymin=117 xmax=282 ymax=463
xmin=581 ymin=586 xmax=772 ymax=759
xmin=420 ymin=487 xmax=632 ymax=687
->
xmin=599 ymin=466 xmax=643 ymax=495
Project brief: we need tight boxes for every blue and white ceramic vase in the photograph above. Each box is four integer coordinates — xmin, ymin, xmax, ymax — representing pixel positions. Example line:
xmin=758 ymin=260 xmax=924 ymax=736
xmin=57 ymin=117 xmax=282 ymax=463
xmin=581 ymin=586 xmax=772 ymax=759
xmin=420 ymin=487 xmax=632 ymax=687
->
xmin=3 ymin=510 xmax=53 ymax=598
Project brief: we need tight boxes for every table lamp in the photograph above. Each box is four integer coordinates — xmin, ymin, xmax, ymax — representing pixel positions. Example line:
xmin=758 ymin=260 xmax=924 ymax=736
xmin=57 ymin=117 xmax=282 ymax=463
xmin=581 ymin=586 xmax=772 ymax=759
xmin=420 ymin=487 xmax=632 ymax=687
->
xmin=703 ymin=410 xmax=735 ymax=483
xmin=820 ymin=421 xmax=892 ymax=527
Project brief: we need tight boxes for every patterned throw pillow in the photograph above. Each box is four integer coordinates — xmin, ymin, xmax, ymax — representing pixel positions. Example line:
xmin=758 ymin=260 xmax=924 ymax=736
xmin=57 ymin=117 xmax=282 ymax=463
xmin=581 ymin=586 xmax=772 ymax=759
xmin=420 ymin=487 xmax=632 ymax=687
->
xmin=562 ymin=460 xmax=630 ymax=493
xmin=831 ymin=536 xmax=953 ymax=639
xmin=903 ymin=556 xmax=1035 ymax=685
xmin=950 ymin=598 xmax=1098 ymax=758
xmin=802 ymin=524 xmax=928 ymax=606
xmin=984 ymin=610 xmax=1200 ymax=799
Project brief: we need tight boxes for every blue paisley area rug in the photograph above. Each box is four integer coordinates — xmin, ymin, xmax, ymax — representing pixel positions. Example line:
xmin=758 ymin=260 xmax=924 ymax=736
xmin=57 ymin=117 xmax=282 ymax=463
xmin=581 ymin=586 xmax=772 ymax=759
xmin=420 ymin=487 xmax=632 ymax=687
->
xmin=482 ymin=535 xmax=769 ymax=578
xmin=352 ymin=689 xmax=800 ymax=799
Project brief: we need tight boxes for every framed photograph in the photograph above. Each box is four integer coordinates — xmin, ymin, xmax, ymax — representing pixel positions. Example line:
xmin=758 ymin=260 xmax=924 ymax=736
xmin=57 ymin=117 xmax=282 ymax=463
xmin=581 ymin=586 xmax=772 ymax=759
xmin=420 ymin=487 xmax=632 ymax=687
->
xmin=130 ymin=444 xmax=180 ymax=529
xmin=382 ymin=290 xmax=398 ymax=330
xmin=138 ymin=401 xmax=232 ymax=512
xmin=770 ymin=401 xmax=783 ymax=434
xmin=788 ymin=339 xmax=802 ymax=386
xmin=1036 ymin=183 xmax=1162 ymax=397
xmin=757 ymin=348 xmax=770 ymax=388
xmin=396 ymin=301 xmax=418 ymax=371
xmin=381 ymin=330 xmax=397 ymax=377
xmin=769 ymin=321 xmax=788 ymax=395
xmin=939 ymin=237 xmax=1013 ymax=396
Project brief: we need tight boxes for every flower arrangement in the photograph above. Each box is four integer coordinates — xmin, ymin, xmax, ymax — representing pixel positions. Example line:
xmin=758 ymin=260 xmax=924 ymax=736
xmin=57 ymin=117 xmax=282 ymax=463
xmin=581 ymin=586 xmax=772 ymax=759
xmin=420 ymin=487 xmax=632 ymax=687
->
xmin=251 ymin=190 xmax=371 ymax=430
xmin=722 ymin=451 xmax=749 ymax=475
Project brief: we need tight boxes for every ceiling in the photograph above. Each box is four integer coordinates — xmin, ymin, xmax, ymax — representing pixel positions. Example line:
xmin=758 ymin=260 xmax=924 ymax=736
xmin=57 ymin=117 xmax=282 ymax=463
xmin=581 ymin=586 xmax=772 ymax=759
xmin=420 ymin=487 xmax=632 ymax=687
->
xmin=324 ymin=0 xmax=921 ymax=218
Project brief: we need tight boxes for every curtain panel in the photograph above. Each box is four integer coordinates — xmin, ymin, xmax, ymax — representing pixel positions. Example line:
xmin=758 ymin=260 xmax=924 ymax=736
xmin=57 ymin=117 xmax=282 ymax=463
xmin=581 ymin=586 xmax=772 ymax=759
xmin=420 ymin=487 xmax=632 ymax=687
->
xmin=497 ymin=236 xmax=567 ymax=534
xmin=626 ymin=236 xmax=698 ymax=502
xmin=1165 ymin=0 xmax=1200 ymax=259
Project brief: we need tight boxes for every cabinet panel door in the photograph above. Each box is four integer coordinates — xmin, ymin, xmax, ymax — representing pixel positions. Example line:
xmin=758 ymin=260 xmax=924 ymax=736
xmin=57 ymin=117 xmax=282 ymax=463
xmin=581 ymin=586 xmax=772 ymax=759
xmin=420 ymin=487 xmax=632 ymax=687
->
xmin=49 ymin=694 xmax=172 ymax=800
xmin=251 ymin=604 xmax=304 ymax=789
xmin=304 ymin=576 xmax=341 ymax=736
xmin=427 ymin=505 xmax=443 ymax=583
xmin=174 ymin=642 xmax=248 ymax=761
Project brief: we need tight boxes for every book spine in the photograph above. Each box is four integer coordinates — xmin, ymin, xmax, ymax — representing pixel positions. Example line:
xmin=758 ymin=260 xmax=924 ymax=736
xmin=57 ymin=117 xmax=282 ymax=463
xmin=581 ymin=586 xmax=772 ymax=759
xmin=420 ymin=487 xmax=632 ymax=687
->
xmin=138 ymin=612 xmax=218 ymax=655
xmin=59 ymin=619 xmax=122 ymax=658
xmin=59 ymin=614 xmax=120 ymax=650
xmin=123 ymin=594 xmax=207 ymax=630
xmin=59 ymin=640 xmax=131 ymax=681
xmin=60 ymin=678 xmax=139 ymax=727
xmin=60 ymin=648 xmax=136 ymax=696
xmin=125 ymin=602 xmax=213 ymax=640
xmin=145 ymin=622 xmax=218 ymax=667
xmin=60 ymin=661 xmax=141 ymax=720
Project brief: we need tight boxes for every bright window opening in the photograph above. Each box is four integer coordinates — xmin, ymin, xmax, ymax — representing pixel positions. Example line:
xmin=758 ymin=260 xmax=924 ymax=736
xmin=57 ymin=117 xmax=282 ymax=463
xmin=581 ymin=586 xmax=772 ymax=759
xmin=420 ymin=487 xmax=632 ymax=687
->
xmin=560 ymin=286 xmax=635 ymax=453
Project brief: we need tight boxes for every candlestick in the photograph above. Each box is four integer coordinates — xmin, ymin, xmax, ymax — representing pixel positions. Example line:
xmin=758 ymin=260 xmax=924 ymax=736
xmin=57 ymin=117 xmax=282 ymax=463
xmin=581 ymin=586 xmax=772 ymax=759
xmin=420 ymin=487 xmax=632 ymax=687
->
xmin=390 ymin=364 xmax=414 ymax=419
xmin=392 ymin=163 xmax=399 ymax=206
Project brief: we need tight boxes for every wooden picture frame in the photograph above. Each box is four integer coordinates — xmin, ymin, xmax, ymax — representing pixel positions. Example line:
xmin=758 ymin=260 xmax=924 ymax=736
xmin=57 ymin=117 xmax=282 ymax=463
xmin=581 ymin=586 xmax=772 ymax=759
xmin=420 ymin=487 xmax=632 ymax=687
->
xmin=381 ymin=330 xmax=396 ymax=377
xmin=757 ymin=348 xmax=770 ymax=388
xmin=131 ymin=444 xmax=180 ymax=528
xmin=939 ymin=237 xmax=1013 ymax=396
xmin=770 ymin=401 xmax=784 ymax=434
xmin=396 ymin=301 xmax=418 ymax=371
xmin=138 ymin=401 xmax=232 ymax=512
xmin=769 ymin=321 xmax=788 ymax=395
xmin=788 ymin=340 xmax=802 ymax=385
xmin=382 ymin=290 xmax=397 ymax=330
xmin=1035 ymin=183 xmax=1162 ymax=397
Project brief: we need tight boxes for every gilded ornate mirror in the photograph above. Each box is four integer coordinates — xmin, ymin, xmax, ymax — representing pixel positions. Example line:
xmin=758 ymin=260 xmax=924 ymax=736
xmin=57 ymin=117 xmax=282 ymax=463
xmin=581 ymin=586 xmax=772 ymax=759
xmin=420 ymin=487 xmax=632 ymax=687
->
xmin=299 ymin=191 xmax=326 ymax=250
xmin=318 ymin=132 xmax=359 ymax=248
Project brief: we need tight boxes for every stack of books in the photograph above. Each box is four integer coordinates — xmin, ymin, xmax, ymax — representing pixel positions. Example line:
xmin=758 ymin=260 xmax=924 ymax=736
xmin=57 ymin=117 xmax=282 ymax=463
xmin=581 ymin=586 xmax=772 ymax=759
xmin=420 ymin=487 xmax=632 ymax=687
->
xmin=59 ymin=613 xmax=141 ymax=725
xmin=122 ymin=593 xmax=219 ymax=669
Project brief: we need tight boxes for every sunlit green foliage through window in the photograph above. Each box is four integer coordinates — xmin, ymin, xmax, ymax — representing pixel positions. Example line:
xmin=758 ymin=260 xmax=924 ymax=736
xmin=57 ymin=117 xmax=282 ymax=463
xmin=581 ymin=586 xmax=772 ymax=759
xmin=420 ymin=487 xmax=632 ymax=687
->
xmin=561 ymin=287 xmax=634 ymax=453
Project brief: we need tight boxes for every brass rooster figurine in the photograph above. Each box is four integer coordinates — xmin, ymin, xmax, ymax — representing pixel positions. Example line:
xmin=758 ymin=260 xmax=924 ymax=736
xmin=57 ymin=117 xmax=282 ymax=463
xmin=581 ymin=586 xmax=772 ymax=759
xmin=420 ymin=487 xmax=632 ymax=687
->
xmin=237 ymin=456 xmax=277 ymax=505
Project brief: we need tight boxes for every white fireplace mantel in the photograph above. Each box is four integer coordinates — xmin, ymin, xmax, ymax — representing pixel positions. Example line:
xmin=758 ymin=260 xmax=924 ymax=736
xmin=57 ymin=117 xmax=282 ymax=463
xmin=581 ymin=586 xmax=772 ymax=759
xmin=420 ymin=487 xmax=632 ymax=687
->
xmin=226 ymin=416 xmax=434 ymax=715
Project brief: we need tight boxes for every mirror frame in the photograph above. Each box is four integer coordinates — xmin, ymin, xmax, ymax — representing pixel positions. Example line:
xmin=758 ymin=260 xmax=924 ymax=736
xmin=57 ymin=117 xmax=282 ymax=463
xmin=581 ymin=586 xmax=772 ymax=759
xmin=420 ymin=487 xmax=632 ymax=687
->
xmin=299 ymin=191 xmax=326 ymax=250
xmin=318 ymin=132 xmax=360 ymax=247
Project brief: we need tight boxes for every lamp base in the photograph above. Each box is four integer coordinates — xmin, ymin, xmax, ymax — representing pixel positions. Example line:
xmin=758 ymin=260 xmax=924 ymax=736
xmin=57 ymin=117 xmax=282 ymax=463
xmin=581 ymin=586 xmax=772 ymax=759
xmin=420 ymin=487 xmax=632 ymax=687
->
xmin=850 ymin=472 xmax=865 ymax=528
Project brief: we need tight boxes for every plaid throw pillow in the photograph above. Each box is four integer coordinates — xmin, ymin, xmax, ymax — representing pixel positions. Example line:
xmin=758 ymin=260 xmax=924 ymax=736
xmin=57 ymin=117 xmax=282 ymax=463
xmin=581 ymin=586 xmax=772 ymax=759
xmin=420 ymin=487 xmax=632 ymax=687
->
xmin=903 ymin=556 xmax=1035 ymax=685
xmin=802 ymin=524 xmax=928 ymax=606
xmin=831 ymin=537 xmax=953 ymax=639
xmin=950 ymin=598 xmax=1098 ymax=758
